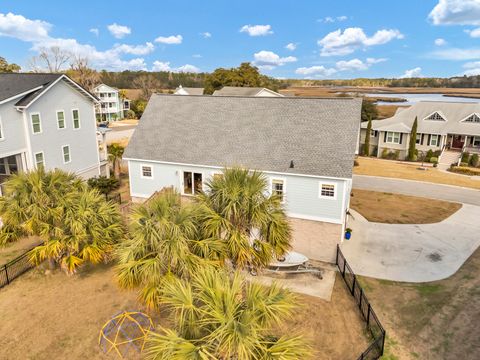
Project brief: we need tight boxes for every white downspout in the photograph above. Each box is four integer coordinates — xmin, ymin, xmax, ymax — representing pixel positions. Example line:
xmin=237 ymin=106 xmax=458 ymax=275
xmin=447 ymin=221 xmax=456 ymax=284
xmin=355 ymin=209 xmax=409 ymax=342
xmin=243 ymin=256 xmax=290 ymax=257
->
xmin=20 ymin=110 xmax=34 ymax=170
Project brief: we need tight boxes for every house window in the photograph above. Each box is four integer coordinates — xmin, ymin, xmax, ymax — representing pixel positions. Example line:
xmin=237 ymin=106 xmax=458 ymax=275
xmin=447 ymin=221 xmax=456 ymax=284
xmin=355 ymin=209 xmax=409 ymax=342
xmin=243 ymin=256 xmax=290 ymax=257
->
xmin=463 ymin=114 xmax=480 ymax=123
xmin=429 ymin=135 xmax=440 ymax=147
xmin=72 ymin=109 xmax=80 ymax=129
xmin=416 ymin=133 xmax=422 ymax=145
xmin=370 ymin=130 xmax=378 ymax=137
xmin=183 ymin=171 xmax=202 ymax=195
xmin=320 ymin=183 xmax=336 ymax=199
xmin=62 ymin=145 xmax=71 ymax=163
xmin=271 ymin=179 xmax=285 ymax=201
xmin=425 ymin=112 xmax=446 ymax=121
xmin=473 ymin=136 xmax=480 ymax=147
xmin=141 ymin=166 xmax=153 ymax=178
xmin=34 ymin=152 xmax=44 ymax=168
xmin=31 ymin=113 xmax=42 ymax=134
xmin=386 ymin=131 xmax=401 ymax=144
xmin=57 ymin=111 xmax=65 ymax=129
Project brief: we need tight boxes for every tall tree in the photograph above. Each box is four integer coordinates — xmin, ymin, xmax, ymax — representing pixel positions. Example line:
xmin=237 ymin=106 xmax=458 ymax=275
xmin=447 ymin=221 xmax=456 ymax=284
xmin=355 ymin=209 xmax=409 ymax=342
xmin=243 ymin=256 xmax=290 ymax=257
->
xmin=29 ymin=46 xmax=71 ymax=73
xmin=0 ymin=56 xmax=20 ymax=73
xmin=107 ymin=143 xmax=125 ymax=179
xmin=363 ymin=117 xmax=372 ymax=156
xmin=361 ymin=98 xmax=378 ymax=122
xmin=133 ymin=73 xmax=160 ymax=100
xmin=408 ymin=116 xmax=418 ymax=161
xmin=67 ymin=56 xmax=99 ymax=91
xmin=144 ymin=267 xmax=311 ymax=360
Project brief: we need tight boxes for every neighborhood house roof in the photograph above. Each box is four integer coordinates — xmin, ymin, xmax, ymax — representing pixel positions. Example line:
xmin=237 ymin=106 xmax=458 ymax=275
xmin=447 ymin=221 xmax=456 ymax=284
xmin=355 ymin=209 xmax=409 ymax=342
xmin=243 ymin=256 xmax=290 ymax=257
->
xmin=362 ymin=101 xmax=480 ymax=136
xmin=174 ymin=86 xmax=204 ymax=95
xmin=212 ymin=86 xmax=283 ymax=97
xmin=124 ymin=94 xmax=362 ymax=179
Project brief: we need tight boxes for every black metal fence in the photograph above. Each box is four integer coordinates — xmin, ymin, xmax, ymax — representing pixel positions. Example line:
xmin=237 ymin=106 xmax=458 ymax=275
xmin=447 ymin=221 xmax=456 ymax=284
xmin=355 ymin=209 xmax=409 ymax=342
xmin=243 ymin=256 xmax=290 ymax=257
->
xmin=0 ymin=245 xmax=39 ymax=289
xmin=336 ymin=245 xmax=386 ymax=360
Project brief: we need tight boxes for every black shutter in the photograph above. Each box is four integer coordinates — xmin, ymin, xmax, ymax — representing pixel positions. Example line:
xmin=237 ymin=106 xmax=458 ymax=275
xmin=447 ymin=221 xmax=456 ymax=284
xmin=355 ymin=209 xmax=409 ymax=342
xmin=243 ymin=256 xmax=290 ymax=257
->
xmin=428 ymin=134 xmax=431 ymax=145
xmin=399 ymin=133 xmax=403 ymax=144
xmin=421 ymin=134 xmax=424 ymax=145
xmin=384 ymin=132 xmax=387 ymax=142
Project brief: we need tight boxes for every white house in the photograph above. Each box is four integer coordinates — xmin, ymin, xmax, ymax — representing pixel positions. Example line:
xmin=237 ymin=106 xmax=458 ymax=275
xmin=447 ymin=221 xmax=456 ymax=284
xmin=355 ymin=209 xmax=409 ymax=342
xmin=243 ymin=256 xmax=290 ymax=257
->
xmin=212 ymin=86 xmax=284 ymax=97
xmin=0 ymin=73 xmax=108 ymax=191
xmin=124 ymin=94 xmax=362 ymax=263
xmin=174 ymin=85 xmax=204 ymax=95
xmin=93 ymin=84 xmax=130 ymax=121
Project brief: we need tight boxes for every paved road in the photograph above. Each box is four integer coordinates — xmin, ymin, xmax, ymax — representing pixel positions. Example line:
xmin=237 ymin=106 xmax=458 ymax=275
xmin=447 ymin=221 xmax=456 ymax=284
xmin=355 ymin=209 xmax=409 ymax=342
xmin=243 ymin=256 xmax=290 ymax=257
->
xmin=341 ymin=205 xmax=480 ymax=282
xmin=353 ymin=175 xmax=480 ymax=206
xmin=105 ymin=125 xmax=136 ymax=143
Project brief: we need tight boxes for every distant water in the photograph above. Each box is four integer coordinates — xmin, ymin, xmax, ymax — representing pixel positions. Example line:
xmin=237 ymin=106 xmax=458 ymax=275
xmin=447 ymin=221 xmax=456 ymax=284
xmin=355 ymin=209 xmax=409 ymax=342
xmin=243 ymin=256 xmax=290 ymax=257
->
xmin=364 ymin=93 xmax=480 ymax=105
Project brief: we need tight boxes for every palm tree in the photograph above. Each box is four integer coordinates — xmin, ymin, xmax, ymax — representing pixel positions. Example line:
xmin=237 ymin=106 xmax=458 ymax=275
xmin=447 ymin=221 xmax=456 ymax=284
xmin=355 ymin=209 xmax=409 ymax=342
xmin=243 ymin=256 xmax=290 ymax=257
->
xmin=196 ymin=168 xmax=292 ymax=272
xmin=116 ymin=189 xmax=225 ymax=308
xmin=108 ymin=143 xmax=124 ymax=179
xmin=144 ymin=267 xmax=311 ymax=360
xmin=0 ymin=168 xmax=123 ymax=273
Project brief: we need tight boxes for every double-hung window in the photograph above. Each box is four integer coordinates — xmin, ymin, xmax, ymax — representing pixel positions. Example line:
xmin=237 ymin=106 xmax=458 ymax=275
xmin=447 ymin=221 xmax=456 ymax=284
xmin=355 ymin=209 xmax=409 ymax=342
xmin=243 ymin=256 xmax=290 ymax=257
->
xmin=141 ymin=165 xmax=153 ymax=178
xmin=35 ymin=152 xmax=45 ymax=168
xmin=72 ymin=109 xmax=80 ymax=129
xmin=62 ymin=145 xmax=71 ymax=163
xmin=473 ymin=136 xmax=480 ymax=147
xmin=183 ymin=171 xmax=202 ymax=195
xmin=319 ymin=183 xmax=336 ymax=199
xmin=271 ymin=179 xmax=285 ymax=202
xmin=31 ymin=113 xmax=42 ymax=134
xmin=416 ymin=133 xmax=422 ymax=145
xmin=386 ymin=131 xmax=400 ymax=144
xmin=57 ymin=111 xmax=65 ymax=129
xmin=429 ymin=135 xmax=440 ymax=147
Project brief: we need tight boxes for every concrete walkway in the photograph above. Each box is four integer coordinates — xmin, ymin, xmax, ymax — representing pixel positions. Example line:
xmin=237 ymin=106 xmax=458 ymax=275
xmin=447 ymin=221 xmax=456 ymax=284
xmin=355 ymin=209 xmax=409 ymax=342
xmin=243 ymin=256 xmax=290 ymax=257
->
xmin=341 ymin=205 xmax=480 ymax=282
xmin=353 ymin=175 xmax=480 ymax=206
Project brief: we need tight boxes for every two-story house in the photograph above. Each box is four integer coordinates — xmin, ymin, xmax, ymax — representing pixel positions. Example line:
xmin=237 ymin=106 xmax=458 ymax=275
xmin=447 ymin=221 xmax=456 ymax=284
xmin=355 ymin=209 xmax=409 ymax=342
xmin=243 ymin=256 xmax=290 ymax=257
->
xmin=93 ymin=84 xmax=131 ymax=121
xmin=124 ymin=94 xmax=361 ymax=263
xmin=0 ymin=73 xmax=107 ymax=190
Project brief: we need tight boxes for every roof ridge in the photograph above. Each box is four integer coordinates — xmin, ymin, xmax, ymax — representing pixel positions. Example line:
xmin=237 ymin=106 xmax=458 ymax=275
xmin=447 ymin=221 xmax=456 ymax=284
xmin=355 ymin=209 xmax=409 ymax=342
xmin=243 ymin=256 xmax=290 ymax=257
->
xmin=153 ymin=93 xmax=358 ymax=100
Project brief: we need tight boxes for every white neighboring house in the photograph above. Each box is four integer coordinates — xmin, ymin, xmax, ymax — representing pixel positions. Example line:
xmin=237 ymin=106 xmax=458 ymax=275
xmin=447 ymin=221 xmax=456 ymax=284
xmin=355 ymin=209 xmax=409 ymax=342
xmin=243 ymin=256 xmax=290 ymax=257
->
xmin=93 ymin=84 xmax=131 ymax=121
xmin=174 ymin=85 xmax=204 ymax=95
xmin=212 ymin=86 xmax=284 ymax=97
xmin=0 ymin=73 xmax=108 ymax=193
xmin=124 ymin=94 xmax=362 ymax=263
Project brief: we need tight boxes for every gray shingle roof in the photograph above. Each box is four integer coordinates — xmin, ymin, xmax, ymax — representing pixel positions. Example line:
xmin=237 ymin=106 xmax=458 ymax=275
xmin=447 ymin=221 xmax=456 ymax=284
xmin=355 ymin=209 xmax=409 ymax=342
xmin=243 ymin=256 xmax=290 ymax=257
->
xmin=212 ymin=86 xmax=282 ymax=97
xmin=125 ymin=94 xmax=362 ymax=179
xmin=361 ymin=101 xmax=480 ymax=136
xmin=0 ymin=73 xmax=62 ymax=104
xmin=182 ymin=87 xmax=204 ymax=95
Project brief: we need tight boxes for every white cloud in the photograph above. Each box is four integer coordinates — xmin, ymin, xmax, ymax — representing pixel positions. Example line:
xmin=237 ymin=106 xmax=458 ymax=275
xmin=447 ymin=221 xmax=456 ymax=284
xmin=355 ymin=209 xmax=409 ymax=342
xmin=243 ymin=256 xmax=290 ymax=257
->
xmin=0 ymin=12 xmax=51 ymax=42
xmin=107 ymin=23 xmax=131 ymax=39
xmin=318 ymin=27 xmax=404 ymax=56
xmin=295 ymin=65 xmax=337 ymax=77
xmin=192 ymin=54 xmax=202 ymax=58
xmin=317 ymin=15 xmax=348 ymax=23
xmin=462 ymin=61 xmax=480 ymax=75
xmin=434 ymin=38 xmax=447 ymax=45
xmin=240 ymin=24 xmax=273 ymax=36
xmin=200 ymin=32 xmax=211 ymax=38
xmin=400 ymin=67 xmax=423 ymax=78
xmin=152 ymin=61 xmax=200 ymax=73
xmin=429 ymin=0 xmax=480 ymax=25
xmin=467 ymin=27 xmax=480 ymax=37
xmin=154 ymin=34 xmax=183 ymax=44
xmin=335 ymin=57 xmax=386 ymax=71
xmin=252 ymin=50 xmax=297 ymax=70
xmin=432 ymin=47 xmax=480 ymax=60
xmin=89 ymin=28 xmax=99 ymax=37
xmin=285 ymin=43 xmax=297 ymax=51
xmin=337 ymin=16 xmax=348 ymax=21
xmin=112 ymin=42 xmax=154 ymax=55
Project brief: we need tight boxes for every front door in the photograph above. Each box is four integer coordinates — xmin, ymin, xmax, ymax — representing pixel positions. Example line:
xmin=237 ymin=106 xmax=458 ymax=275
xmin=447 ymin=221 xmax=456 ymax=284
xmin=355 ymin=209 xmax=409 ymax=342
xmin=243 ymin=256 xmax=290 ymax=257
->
xmin=452 ymin=135 xmax=465 ymax=149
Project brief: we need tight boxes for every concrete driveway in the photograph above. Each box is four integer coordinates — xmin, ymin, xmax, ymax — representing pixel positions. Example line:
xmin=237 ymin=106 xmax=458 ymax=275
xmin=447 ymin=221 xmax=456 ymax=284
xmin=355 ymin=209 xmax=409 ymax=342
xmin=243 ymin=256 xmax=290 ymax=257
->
xmin=106 ymin=125 xmax=136 ymax=143
xmin=353 ymin=175 xmax=480 ymax=206
xmin=341 ymin=204 xmax=480 ymax=282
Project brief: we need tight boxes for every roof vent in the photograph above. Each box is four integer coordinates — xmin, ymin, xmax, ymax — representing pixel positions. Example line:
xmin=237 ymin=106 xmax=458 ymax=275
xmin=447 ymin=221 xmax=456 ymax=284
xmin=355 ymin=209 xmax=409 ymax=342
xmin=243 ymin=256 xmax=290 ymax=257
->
xmin=289 ymin=160 xmax=294 ymax=169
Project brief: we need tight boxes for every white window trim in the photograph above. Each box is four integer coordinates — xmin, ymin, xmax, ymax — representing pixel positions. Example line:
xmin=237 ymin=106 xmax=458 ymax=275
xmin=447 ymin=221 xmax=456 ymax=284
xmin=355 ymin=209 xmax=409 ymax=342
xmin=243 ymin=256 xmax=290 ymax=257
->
xmin=141 ymin=165 xmax=154 ymax=179
xmin=460 ymin=113 xmax=480 ymax=123
xmin=473 ymin=136 xmax=480 ymax=146
xmin=319 ymin=181 xmax=337 ymax=200
xmin=34 ymin=151 xmax=45 ymax=169
xmin=415 ymin=133 xmax=422 ymax=145
xmin=181 ymin=170 xmax=203 ymax=196
xmin=62 ymin=145 xmax=71 ymax=164
xmin=429 ymin=134 xmax=440 ymax=147
xmin=270 ymin=177 xmax=287 ymax=203
xmin=30 ymin=112 xmax=42 ymax=134
xmin=423 ymin=111 xmax=447 ymax=122
xmin=72 ymin=108 xmax=81 ymax=130
xmin=0 ymin=116 xmax=4 ymax=141
xmin=385 ymin=131 xmax=401 ymax=144
xmin=56 ymin=109 xmax=66 ymax=130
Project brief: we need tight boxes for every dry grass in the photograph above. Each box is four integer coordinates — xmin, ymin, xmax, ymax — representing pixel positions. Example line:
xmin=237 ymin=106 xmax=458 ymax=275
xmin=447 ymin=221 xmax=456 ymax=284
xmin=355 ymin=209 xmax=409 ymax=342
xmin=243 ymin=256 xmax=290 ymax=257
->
xmin=354 ymin=157 xmax=480 ymax=190
xmin=350 ymin=190 xmax=462 ymax=224
xmin=0 ymin=264 xmax=369 ymax=359
xmin=0 ymin=236 xmax=42 ymax=265
xmin=358 ymin=245 xmax=480 ymax=360
xmin=377 ymin=105 xmax=409 ymax=119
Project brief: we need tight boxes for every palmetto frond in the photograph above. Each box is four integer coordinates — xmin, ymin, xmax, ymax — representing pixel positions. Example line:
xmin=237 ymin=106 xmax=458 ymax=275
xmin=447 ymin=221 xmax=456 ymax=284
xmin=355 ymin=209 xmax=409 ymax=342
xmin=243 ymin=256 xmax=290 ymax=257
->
xmin=258 ymin=335 xmax=313 ymax=360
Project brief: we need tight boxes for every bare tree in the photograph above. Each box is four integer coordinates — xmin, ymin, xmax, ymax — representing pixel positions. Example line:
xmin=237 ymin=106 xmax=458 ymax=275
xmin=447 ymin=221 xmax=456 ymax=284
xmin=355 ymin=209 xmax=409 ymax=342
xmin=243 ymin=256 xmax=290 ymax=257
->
xmin=133 ymin=74 xmax=159 ymax=100
xmin=29 ymin=46 xmax=71 ymax=73
xmin=68 ymin=56 xmax=100 ymax=92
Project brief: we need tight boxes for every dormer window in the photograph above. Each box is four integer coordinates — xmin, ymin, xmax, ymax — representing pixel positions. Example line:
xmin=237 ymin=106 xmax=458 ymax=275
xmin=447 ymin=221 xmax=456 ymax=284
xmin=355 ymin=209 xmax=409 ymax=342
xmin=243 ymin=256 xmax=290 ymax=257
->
xmin=424 ymin=112 xmax=446 ymax=121
xmin=462 ymin=113 xmax=480 ymax=123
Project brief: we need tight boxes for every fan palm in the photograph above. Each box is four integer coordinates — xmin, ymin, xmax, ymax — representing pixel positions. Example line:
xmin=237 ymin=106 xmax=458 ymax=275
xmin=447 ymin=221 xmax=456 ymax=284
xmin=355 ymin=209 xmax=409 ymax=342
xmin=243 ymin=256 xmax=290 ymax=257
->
xmin=144 ymin=267 xmax=311 ymax=360
xmin=116 ymin=189 xmax=225 ymax=308
xmin=108 ymin=143 xmax=124 ymax=179
xmin=196 ymin=168 xmax=292 ymax=271
xmin=0 ymin=168 xmax=123 ymax=274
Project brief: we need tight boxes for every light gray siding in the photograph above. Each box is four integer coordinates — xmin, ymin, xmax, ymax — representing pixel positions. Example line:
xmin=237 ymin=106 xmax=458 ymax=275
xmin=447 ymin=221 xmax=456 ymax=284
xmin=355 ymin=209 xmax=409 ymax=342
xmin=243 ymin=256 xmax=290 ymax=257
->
xmin=128 ymin=160 xmax=347 ymax=224
xmin=0 ymin=99 xmax=27 ymax=156
xmin=26 ymin=80 xmax=100 ymax=177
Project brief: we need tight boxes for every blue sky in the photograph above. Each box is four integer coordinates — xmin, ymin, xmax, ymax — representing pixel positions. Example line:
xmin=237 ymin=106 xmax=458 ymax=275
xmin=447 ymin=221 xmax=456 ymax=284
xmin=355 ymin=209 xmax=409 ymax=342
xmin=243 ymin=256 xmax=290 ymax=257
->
xmin=2 ymin=0 xmax=480 ymax=79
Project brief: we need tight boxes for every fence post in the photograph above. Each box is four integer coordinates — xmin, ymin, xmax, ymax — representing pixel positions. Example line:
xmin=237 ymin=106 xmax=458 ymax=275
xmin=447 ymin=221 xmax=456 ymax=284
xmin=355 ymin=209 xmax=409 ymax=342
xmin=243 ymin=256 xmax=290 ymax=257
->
xmin=335 ymin=245 xmax=339 ymax=265
xmin=380 ymin=331 xmax=386 ymax=355
xmin=366 ymin=303 xmax=371 ymax=328
xmin=351 ymin=275 xmax=356 ymax=296
xmin=343 ymin=258 xmax=346 ymax=276
xmin=4 ymin=265 xmax=9 ymax=285
xmin=359 ymin=287 xmax=363 ymax=311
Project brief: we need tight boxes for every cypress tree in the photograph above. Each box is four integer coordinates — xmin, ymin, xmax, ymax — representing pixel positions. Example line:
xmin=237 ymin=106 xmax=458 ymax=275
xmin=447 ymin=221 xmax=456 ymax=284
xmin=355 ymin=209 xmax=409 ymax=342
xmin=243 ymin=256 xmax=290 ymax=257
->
xmin=363 ymin=117 xmax=372 ymax=156
xmin=408 ymin=117 xmax=418 ymax=161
